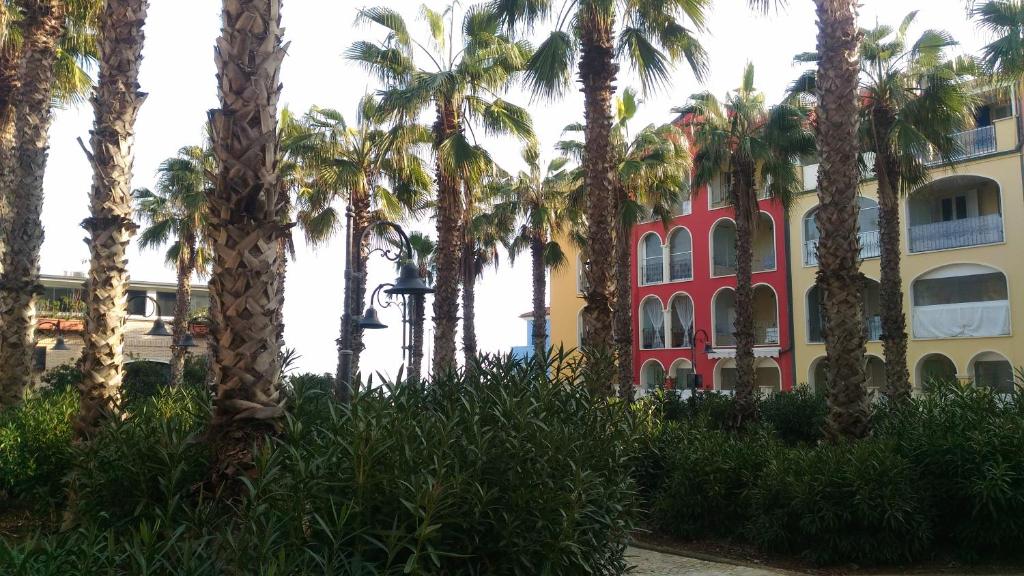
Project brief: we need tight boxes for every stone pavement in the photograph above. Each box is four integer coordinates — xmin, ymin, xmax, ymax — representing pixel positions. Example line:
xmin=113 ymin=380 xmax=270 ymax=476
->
xmin=628 ymin=547 xmax=790 ymax=576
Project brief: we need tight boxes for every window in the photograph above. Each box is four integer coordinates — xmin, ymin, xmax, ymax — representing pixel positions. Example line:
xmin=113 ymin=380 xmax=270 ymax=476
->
xmin=156 ymin=292 xmax=177 ymax=317
xmin=808 ymin=278 xmax=881 ymax=343
xmin=641 ymin=234 xmax=664 ymax=285
xmin=671 ymin=359 xmax=695 ymax=389
xmin=668 ymin=229 xmax=692 ymax=281
xmin=708 ymin=173 xmax=730 ymax=208
xmin=908 ymin=176 xmax=1003 ymax=252
xmin=38 ymin=286 xmax=85 ymax=315
xmin=918 ymin=354 xmax=958 ymax=388
xmin=641 ymin=361 xmax=666 ymax=391
xmin=911 ymin=264 xmax=1010 ymax=339
xmin=640 ymin=298 xmax=666 ymax=350
xmin=576 ymin=255 xmax=589 ymax=294
xmin=752 ymin=285 xmax=779 ymax=345
xmin=971 ymin=352 xmax=1015 ymax=394
xmin=753 ymin=213 xmax=776 ymax=272
xmin=669 ymin=294 xmax=694 ymax=348
xmin=715 ymin=358 xmax=781 ymax=394
xmin=713 ymin=289 xmax=737 ymax=347
xmin=711 ymin=220 xmax=737 ymax=276
xmin=127 ymin=290 xmax=148 ymax=316
xmin=804 ymin=197 xmax=880 ymax=265
xmin=190 ymin=293 xmax=211 ymax=315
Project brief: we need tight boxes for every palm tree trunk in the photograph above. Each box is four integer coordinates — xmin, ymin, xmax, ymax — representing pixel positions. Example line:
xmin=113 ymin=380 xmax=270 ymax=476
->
xmin=613 ymin=199 xmax=633 ymax=400
xmin=207 ymin=0 xmax=287 ymax=483
xmin=732 ymin=165 xmax=757 ymax=425
xmin=530 ymin=233 xmax=547 ymax=359
xmin=0 ymin=40 xmax=20 ymax=280
xmin=813 ymin=0 xmax=870 ymax=440
xmin=461 ymin=239 xmax=477 ymax=367
xmin=348 ymin=193 xmax=370 ymax=387
xmin=431 ymin=101 xmax=463 ymax=374
xmin=871 ymin=117 xmax=911 ymax=401
xmin=0 ymin=0 xmax=64 ymax=409
xmin=409 ymin=291 xmax=425 ymax=382
xmin=170 ymin=241 xmax=195 ymax=387
xmin=578 ymin=10 xmax=618 ymax=370
xmin=76 ymin=0 xmax=149 ymax=436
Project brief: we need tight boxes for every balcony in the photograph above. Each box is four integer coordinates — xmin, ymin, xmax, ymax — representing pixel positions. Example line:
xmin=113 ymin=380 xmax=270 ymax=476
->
xmin=669 ymin=260 xmax=692 ymax=281
xmin=642 ymin=261 xmax=664 ymax=285
xmin=908 ymin=214 xmax=1004 ymax=253
xmin=808 ymin=279 xmax=881 ymax=343
xmin=670 ymin=329 xmax=693 ymax=349
xmin=641 ymin=327 xmax=665 ymax=350
xmin=804 ymin=230 xmax=881 ymax=266
xmin=712 ymin=324 xmax=779 ymax=347
xmin=920 ymin=125 xmax=997 ymax=166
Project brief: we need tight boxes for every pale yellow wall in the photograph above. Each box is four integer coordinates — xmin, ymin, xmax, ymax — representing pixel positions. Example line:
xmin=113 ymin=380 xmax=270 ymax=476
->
xmin=995 ymin=116 xmax=1017 ymax=153
xmin=790 ymin=147 xmax=1024 ymax=389
xmin=37 ymin=319 xmax=210 ymax=371
xmin=549 ymin=234 xmax=585 ymax=353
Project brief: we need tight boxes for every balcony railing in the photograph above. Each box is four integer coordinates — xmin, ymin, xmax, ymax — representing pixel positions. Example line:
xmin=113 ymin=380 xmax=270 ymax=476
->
xmin=804 ymin=230 xmax=881 ymax=265
xmin=909 ymin=214 xmax=1004 ymax=253
xmin=670 ymin=329 xmax=693 ymax=349
xmin=810 ymin=314 xmax=884 ymax=343
xmin=921 ymin=125 xmax=997 ymax=166
xmin=641 ymin=328 xmax=666 ymax=349
xmin=643 ymin=261 xmax=664 ymax=284
xmin=669 ymin=259 xmax=692 ymax=281
xmin=713 ymin=324 xmax=779 ymax=347
xmin=753 ymin=252 xmax=776 ymax=272
xmin=713 ymin=253 xmax=737 ymax=276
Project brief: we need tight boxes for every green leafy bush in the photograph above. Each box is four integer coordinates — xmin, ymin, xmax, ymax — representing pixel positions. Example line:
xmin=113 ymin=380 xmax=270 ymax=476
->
xmin=39 ymin=364 xmax=82 ymax=395
xmin=121 ymin=361 xmax=171 ymax=406
xmin=0 ymin=389 xmax=77 ymax=508
xmin=758 ymin=385 xmax=826 ymax=445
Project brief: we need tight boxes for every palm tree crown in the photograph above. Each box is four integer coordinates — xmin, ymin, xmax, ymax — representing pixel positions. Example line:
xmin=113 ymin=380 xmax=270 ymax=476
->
xmin=974 ymin=0 xmax=1024 ymax=81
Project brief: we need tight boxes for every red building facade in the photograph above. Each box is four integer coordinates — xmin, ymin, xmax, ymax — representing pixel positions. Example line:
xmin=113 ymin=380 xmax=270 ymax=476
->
xmin=631 ymin=179 xmax=795 ymax=394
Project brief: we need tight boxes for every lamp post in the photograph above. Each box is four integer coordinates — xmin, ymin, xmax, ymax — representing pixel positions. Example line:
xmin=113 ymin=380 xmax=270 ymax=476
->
xmin=171 ymin=315 xmax=211 ymax=387
xmin=36 ymin=320 xmax=71 ymax=351
xmin=357 ymin=283 xmax=412 ymax=366
xmin=337 ymin=207 xmax=433 ymax=404
xmin=125 ymin=294 xmax=173 ymax=337
xmin=686 ymin=326 xmax=715 ymax=397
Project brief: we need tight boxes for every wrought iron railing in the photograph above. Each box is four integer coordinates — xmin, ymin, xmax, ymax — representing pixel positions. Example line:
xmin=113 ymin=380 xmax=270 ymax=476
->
xmin=670 ymin=329 xmax=693 ymax=349
xmin=669 ymin=258 xmax=692 ymax=281
xmin=804 ymin=230 xmax=881 ymax=265
xmin=908 ymin=213 xmax=1004 ymax=253
xmin=921 ymin=125 xmax=997 ymax=166
xmin=811 ymin=314 xmax=883 ymax=343
xmin=643 ymin=261 xmax=664 ymax=284
xmin=641 ymin=328 xmax=666 ymax=349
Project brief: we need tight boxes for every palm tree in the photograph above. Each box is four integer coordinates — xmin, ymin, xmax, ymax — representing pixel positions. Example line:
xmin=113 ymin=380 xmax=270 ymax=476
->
xmin=280 ymin=96 xmax=430 ymax=393
xmin=134 ymin=145 xmax=213 ymax=389
xmin=974 ymin=1 xmax=1024 ymax=81
xmin=793 ymin=15 xmax=975 ymax=401
xmin=206 ymin=0 xmax=288 ymax=481
xmin=490 ymin=0 xmax=710 ymax=358
xmin=811 ymin=0 xmax=870 ymax=441
xmin=678 ymin=64 xmax=813 ymax=423
xmin=499 ymin=144 xmax=575 ymax=359
xmin=405 ymin=232 xmax=435 ymax=382
xmin=0 ymin=0 xmax=96 ymax=408
xmin=560 ymin=88 xmax=691 ymax=398
xmin=74 ymin=0 xmax=149 ymax=438
xmin=349 ymin=4 xmax=534 ymax=373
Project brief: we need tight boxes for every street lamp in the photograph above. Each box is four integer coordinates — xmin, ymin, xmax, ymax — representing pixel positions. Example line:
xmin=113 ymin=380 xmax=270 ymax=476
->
xmin=36 ymin=320 xmax=71 ymax=351
xmin=173 ymin=315 xmax=211 ymax=351
xmin=125 ymin=294 xmax=173 ymax=337
xmin=338 ymin=207 xmax=434 ymax=403
xmin=686 ymin=325 xmax=715 ymax=395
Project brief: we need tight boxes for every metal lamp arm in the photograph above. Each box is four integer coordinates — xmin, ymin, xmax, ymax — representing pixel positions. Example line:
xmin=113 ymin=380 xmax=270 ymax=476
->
xmin=126 ymin=293 xmax=164 ymax=318
xmin=358 ymin=220 xmax=414 ymax=265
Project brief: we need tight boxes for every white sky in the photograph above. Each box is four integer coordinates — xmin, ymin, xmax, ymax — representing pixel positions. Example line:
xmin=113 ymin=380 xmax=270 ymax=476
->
xmin=39 ymin=0 xmax=987 ymax=376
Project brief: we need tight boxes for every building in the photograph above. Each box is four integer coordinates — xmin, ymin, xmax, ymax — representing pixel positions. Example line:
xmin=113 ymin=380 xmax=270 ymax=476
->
xmin=790 ymin=87 xmax=1023 ymax=393
xmin=510 ymin=309 xmax=551 ymax=360
xmin=34 ymin=273 xmax=210 ymax=372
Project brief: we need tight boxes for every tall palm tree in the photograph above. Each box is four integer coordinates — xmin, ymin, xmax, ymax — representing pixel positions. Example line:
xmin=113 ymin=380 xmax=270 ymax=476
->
xmin=499 ymin=143 xmax=575 ymax=359
xmin=206 ymin=0 xmax=288 ymax=481
xmin=490 ymin=0 xmax=710 ymax=358
xmin=280 ymin=97 xmax=430 ymax=393
xmin=974 ymin=1 xmax=1024 ymax=81
xmin=0 ymin=0 xmax=96 ymax=408
xmin=405 ymin=231 xmax=435 ymax=382
xmin=792 ymin=14 xmax=975 ymax=401
xmin=678 ymin=64 xmax=814 ymax=424
xmin=560 ymin=88 xmax=691 ymax=398
xmin=75 ymin=0 xmax=149 ymax=438
xmin=349 ymin=4 xmax=534 ymax=373
xmin=811 ymin=0 xmax=870 ymax=441
xmin=134 ymin=145 xmax=213 ymax=388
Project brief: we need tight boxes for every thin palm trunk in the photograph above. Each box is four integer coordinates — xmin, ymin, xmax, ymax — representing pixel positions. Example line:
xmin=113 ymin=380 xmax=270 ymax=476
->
xmin=578 ymin=11 xmax=618 ymax=376
xmin=431 ymin=102 xmax=463 ymax=374
xmin=170 ymin=239 xmax=195 ymax=387
xmin=732 ymin=164 xmax=757 ymax=425
xmin=814 ymin=0 xmax=870 ymax=440
xmin=872 ymin=113 xmax=911 ymax=401
xmin=207 ymin=0 xmax=287 ymax=482
xmin=0 ymin=0 xmax=64 ymax=408
xmin=0 ymin=41 xmax=19 ymax=279
xmin=530 ymin=233 xmax=547 ymax=359
xmin=613 ymin=195 xmax=633 ymax=400
xmin=76 ymin=0 xmax=149 ymax=436
xmin=461 ymin=239 xmax=477 ymax=367
xmin=349 ymin=194 xmax=369 ymax=386
xmin=409 ymin=291 xmax=425 ymax=381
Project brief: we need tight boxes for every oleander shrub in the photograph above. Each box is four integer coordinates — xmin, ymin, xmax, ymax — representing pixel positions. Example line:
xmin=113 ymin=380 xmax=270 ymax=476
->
xmin=758 ymin=385 xmax=826 ymax=445
xmin=0 ymin=389 xmax=77 ymax=508
xmin=120 ymin=361 xmax=172 ymax=406
xmin=3 ymin=354 xmax=639 ymax=575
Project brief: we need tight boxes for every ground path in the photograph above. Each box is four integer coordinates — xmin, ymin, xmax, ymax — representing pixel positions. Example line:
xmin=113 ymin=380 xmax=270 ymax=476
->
xmin=628 ymin=547 xmax=790 ymax=576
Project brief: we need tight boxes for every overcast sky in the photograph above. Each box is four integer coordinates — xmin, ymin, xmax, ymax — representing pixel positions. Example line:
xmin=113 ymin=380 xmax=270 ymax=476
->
xmin=38 ymin=0 xmax=987 ymax=377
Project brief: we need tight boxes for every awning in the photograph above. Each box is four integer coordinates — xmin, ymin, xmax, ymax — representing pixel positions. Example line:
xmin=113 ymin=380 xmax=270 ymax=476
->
xmin=708 ymin=347 xmax=780 ymax=359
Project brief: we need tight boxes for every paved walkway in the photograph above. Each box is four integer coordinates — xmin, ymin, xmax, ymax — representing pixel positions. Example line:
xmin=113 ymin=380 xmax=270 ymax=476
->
xmin=628 ymin=547 xmax=788 ymax=576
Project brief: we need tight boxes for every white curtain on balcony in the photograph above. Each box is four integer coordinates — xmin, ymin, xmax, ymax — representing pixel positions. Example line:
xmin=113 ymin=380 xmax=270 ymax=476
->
xmin=912 ymin=301 xmax=1011 ymax=338
xmin=643 ymin=299 xmax=665 ymax=348
xmin=672 ymin=297 xmax=693 ymax=344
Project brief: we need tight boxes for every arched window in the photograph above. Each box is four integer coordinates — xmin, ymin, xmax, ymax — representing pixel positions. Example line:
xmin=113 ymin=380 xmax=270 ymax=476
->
xmin=641 ymin=361 xmax=666 ymax=392
xmin=641 ymin=233 xmax=664 ymax=285
xmin=970 ymin=351 xmax=1015 ymax=394
xmin=752 ymin=285 xmax=779 ymax=345
xmin=712 ymin=288 xmax=737 ymax=347
xmin=668 ymin=294 xmax=694 ymax=348
xmin=803 ymin=197 xmax=880 ymax=265
xmin=752 ymin=213 xmax=776 ymax=272
xmin=911 ymin=264 xmax=1010 ymax=338
xmin=917 ymin=353 xmax=958 ymax=389
xmin=711 ymin=220 xmax=737 ymax=276
xmin=668 ymin=228 xmax=693 ymax=281
xmin=640 ymin=297 xmax=666 ymax=349
xmin=908 ymin=175 xmax=1003 ymax=252
xmin=866 ymin=356 xmax=886 ymax=392
xmin=808 ymin=278 xmax=881 ymax=343
xmin=670 ymin=359 xmax=694 ymax=389
xmin=715 ymin=358 xmax=781 ymax=394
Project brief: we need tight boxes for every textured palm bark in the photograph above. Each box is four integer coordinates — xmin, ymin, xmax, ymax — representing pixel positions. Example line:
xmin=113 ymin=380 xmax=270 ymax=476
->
xmin=530 ymin=233 xmax=547 ymax=359
xmin=871 ymin=112 xmax=911 ymax=401
xmin=461 ymin=239 xmax=478 ymax=367
xmin=76 ymin=0 xmax=149 ymax=437
xmin=170 ymin=238 xmax=196 ymax=387
xmin=814 ymin=0 xmax=870 ymax=440
xmin=578 ymin=11 xmax=618 ymax=369
xmin=0 ymin=1 xmax=64 ymax=408
xmin=409 ymin=292 xmax=425 ymax=382
xmin=207 ymin=0 xmax=288 ymax=482
xmin=430 ymin=102 xmax=463 ymax=374
xmin=0 ymin=40 xmax=20 ymax=279
xmin=348 ymin=194 xmax=369 ymax=386
xmin=613 ymin=195 xmax=633 ymax=400
xmin=731 ymin=163 xmax=758 ymax=425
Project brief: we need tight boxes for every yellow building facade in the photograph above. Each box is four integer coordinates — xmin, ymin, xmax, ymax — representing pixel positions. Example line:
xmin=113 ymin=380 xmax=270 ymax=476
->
xmin=549 ymin=237 xmax=585 ymax=353
xmin=791 ymin=92 xmax=1023 ymax=392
